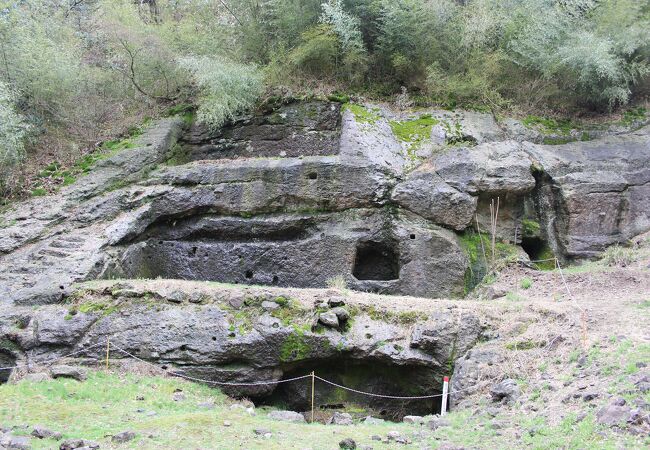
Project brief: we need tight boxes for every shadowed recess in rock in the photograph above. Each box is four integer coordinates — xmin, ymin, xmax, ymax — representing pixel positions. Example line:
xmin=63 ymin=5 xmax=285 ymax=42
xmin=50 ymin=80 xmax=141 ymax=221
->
xmin=256 ymin=359 xmax=444 ymax=421
xmin=352 ymin=241 xmax=400 ymax=281
xmin=0 ymin=351 xmax=15 ymax=383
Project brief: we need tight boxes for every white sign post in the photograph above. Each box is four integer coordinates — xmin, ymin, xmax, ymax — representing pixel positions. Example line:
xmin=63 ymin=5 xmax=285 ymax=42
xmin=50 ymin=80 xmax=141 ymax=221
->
xmin=441 ymin=376 xmax=449 ymax=416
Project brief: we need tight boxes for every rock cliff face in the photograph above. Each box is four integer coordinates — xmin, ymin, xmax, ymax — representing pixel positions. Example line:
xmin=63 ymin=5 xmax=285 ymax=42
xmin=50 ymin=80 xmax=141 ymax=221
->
xmin=0 ymin=100 xmax=648 ymax=415
xmin=1 ymin=100 xmax=647 ymax=305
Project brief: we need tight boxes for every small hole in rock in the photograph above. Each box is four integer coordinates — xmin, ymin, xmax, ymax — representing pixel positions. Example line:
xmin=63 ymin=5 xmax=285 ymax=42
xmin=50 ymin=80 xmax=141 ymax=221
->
xmin=245 ymin=270 xmax=254 ymax=279
xmin=212 ymin=337 xmax=217 ymax=341
xmin=307 ymin=172 xmax=318 ymax=180
xmin=409 ymin=234 xmax=416 ymax=240
xmin=272 ymin=275 xmax=279 ymax=284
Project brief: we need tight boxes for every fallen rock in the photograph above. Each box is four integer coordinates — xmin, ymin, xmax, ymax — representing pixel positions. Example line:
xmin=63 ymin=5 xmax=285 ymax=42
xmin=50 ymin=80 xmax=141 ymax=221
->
xmin=484 ymin=286 xmax=507 ymax=300
xmin=490 ymin=379 xmax=520 ymax=404
xmin=339 ymin=438 xmax=356 ymax=449
xmin=31 ymin=426 xmax=62 ymax=440
xmin=402 ymin=415 xmax=424 ymax=424
xmin=437 ymin=443 xmax=466 ymax=450
xmin=261 ymin=301 xmax=279 ymax=311
xmin=330 ymin=307 xmax=350 ymax=321
xmin=386 ymin=431 xmax=401 ymax=441
xmin=318 ymin=311 xmax=339 ymax=328
xmin=197 ymin=401 xmax=215 ymax=410
xmin=597 ymin=402 xmax=632 ymax=426
xmin=268 ymin=410 xmax=306 ymax=423
xmin=328 ymin=412 xmax=353 ymax=426
xmin=427 ymin=417 xmax=451 ymax=430
xmin=111 ymin=431 xmax=136 ymax=444
xmin=167 ymin=290 xmax=186 ymax=303
xmin=50 ymin=365 xmax=87 ymax=382
xmin=363 ymin=417 xmax=385 ymax=425
xmin=328 ymin=297 xmax=346 ymax=307
xmin=23 ymin=373 xmax=51 ymax=383
xmin=582 ymin=392 xmax=599 ymax=402
xmin=1 ymin=433 xmax=31 ymax=450
xmin=59 ymin=438 xmax=100 ymax=449
xmin=172 ymin=392 xmax=185 ymax=402
xmin=253 ymin=428 xmax=271 ymax=436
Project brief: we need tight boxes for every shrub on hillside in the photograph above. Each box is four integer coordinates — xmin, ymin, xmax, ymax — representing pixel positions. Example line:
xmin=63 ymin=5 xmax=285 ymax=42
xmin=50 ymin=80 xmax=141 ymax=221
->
xmin=179 ymin=56 xmax=263 ymax=129
xmin=0 ymin=81 xmax=29 ymax=195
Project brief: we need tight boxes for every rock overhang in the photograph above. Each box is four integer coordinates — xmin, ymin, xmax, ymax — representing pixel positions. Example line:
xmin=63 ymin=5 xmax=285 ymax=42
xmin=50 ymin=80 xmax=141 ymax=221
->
xmin=0 ymin=279 xmax=486 ymax=417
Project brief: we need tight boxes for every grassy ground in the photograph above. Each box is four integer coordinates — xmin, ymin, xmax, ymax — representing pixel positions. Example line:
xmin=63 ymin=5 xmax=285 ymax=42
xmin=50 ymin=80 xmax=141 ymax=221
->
xmin=0 ymin=370 xmax=646 ymax=449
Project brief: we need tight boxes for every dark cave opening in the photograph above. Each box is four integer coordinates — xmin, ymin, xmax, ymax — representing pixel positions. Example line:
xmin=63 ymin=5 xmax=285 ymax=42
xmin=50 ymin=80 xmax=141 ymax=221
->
xmin=521 ymin=236 xmax=550 ymax=261
xmin=254 ymin=359 xmax=444 ymax=421
xmin=352 ymin=241 xmax=400 ymax=281
xmin=0 ymin=351 xmax=15 ymax=383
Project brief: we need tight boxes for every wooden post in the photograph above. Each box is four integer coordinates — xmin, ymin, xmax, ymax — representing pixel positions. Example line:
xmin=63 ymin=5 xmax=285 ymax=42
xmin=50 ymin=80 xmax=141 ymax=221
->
xmin=441 ymin=376 xmax=449 ymax=416
xmin=310 ymin=371 xmax=315 ymax=423
xmin=105 ymin=338 xmax=110 ymax=371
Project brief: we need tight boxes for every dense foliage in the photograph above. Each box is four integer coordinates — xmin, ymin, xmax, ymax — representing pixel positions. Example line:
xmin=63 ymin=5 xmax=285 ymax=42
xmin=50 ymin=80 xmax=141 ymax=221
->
xmin=1 ymin=0 xmax=649 ymax=197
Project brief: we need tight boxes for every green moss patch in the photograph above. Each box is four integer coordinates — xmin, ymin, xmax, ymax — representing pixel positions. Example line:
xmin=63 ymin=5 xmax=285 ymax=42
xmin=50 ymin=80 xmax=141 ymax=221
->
xmin=343 ymin=103 xmax=381 ymax=125
xmin=279 ymin=330 xmax=311 ymax=362
xmin=362 ymin=305 xmax=427 ymax=325
xmin=521 ymin=219 xmax=541 ymax=237
xmin=523 ymin=115 xmax=577 ymax=135
xmin=458 ymin=230 xmax=519 ymax=294
xmin=389 ymin=115 xmax=438 ymax=143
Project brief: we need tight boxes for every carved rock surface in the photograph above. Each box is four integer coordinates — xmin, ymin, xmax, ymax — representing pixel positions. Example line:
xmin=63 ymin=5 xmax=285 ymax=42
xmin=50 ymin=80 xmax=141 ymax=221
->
xmin=0 ymin=100 xmax=648 ymax=305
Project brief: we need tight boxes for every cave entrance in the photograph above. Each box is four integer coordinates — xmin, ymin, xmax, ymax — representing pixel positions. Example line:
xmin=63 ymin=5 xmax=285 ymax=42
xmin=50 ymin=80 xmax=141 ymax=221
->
xmin=521 ymin=236 xmax=555 ymax=269
xmin=352 ymin=241 xmax=399 ymax=281
xmin=521 ymin=236 xmax=549 ymax=261
xmin=0 ymin=351 xmax=15 ymax=383
xmin=255 ymin=359 xmax=443 ymax=422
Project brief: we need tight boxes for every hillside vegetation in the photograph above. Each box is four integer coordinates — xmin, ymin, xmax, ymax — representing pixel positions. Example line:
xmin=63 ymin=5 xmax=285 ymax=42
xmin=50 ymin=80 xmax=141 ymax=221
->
xmin=1 ymin=0 xmax=650 ymax=199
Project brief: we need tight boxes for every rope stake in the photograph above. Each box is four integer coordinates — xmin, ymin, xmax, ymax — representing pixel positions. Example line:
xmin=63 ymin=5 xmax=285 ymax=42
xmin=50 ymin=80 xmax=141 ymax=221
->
xmin=310 ymin=371 xmax=315 ymax=424
xmin=441 ymin=376 xmax=449 ymax=415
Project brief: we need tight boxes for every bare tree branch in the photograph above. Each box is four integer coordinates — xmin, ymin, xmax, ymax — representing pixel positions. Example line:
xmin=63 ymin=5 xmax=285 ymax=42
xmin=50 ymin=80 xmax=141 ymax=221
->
xmin=218 ymin=0 xmax=243 ymax=26
xmin=118 ymin=39 xmax=174 ymax=103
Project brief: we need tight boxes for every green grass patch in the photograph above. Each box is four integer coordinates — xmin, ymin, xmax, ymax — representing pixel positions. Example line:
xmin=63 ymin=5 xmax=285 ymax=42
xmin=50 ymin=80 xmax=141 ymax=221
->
xmin=621 ymin=106 xmax=647 ymax=125
xmin=520 ymin=277 xmax=533 ymax=290
xmin=0 ymin=371 xmax=644 ymax=449
xmin=505 ymin=339 xmax=546 ymax=351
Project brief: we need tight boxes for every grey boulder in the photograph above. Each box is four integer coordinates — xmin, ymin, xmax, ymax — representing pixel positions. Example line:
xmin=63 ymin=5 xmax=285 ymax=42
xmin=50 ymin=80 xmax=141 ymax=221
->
xmin=267 ymin=410 xmax=306 ymax=423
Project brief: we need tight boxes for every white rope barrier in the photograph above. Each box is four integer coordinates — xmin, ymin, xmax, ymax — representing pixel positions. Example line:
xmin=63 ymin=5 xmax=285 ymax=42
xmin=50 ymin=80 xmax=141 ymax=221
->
xmin=1 ymin=339 xmax=476 ymax=400
xmin=314 ymin=375 xmax=448 ymax=399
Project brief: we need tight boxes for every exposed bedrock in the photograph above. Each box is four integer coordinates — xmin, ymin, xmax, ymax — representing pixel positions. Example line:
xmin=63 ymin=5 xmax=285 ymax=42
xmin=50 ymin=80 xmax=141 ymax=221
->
xmin=106 ymin=209 xmax=466 ymax=298
xmin=0 ymin=281 xmax=485 ymax=419
xmin=0 ymin=100 xmax=648 ymax=306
